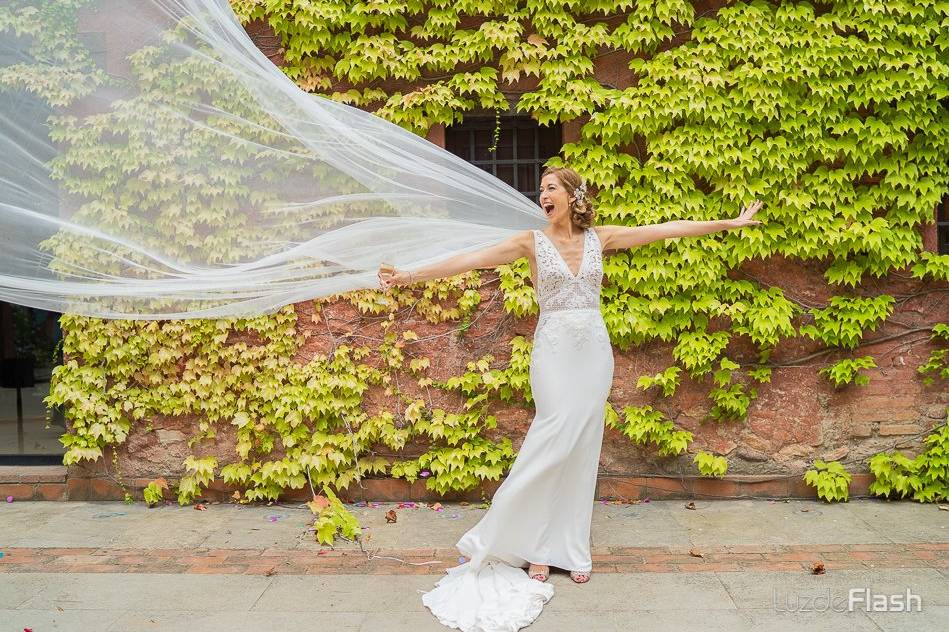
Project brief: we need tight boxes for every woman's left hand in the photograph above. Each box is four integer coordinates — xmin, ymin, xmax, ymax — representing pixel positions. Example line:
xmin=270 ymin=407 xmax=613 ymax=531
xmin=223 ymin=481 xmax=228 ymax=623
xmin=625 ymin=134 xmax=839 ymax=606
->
xmin=730 ymin=199 xmax=764 ymax=228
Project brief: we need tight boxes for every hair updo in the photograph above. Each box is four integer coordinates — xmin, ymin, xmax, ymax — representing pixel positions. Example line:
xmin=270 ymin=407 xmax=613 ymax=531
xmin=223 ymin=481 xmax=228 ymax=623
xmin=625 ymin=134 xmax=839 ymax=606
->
xmin=540 ymin=166 xmax=595 ymax=229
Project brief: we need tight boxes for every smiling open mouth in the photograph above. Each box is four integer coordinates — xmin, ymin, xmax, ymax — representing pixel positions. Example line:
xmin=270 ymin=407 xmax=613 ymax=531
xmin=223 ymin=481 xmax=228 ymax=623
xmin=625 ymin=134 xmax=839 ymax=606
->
xmin=543 ymin=203 xmax=554 ymax=215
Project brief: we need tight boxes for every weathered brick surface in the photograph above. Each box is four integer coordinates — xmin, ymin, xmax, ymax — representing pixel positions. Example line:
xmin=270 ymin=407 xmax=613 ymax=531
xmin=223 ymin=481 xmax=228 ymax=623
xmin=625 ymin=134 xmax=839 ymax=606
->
xmin=878 ymin=423 xmax=923 ymax=436
xmin=0 ymin=483 xmax=34 ymax=500
xmin=56 ymin=471 xmax=887 ymax=502
xmin=0 ymin=466 xmax=67 ymax=484
xmin=5 ymin=543 xmax=946 ymax=575
xmin=43 ymin=15 xmax=949 ymax=500
xmin=80 ymin=251 xmax=945 ymax=494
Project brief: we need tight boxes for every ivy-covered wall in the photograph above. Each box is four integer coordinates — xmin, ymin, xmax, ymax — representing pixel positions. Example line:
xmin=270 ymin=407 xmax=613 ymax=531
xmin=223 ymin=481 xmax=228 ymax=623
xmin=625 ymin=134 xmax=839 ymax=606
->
xmin=32 ymin=0 xmax=948 ymax=531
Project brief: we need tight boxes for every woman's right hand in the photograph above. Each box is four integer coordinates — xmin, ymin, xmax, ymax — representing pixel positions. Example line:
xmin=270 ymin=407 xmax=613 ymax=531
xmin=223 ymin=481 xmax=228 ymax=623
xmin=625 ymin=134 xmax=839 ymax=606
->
xmin=378 ymin=263 xmax=412 ymax=289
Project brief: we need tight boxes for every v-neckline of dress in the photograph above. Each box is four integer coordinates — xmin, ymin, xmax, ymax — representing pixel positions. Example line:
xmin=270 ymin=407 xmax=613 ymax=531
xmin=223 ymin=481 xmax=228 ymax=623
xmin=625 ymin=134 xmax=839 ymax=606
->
xmin=538 ymin=228 xmax=587 ymax=279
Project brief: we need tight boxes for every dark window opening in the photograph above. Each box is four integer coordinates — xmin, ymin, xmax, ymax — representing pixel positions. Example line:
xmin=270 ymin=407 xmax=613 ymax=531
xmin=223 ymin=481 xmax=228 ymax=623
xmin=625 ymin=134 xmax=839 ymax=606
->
xmin=445 ymin=115 xmax=562 ymax=201
xmin=0 ymin=303 xmax=65 ymax=458
xmin=77 ymin=32 xmax=108 ymax=71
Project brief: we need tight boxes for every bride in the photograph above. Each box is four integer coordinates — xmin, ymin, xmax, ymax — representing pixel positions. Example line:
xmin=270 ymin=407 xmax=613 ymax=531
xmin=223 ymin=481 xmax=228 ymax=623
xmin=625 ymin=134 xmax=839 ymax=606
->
xmin=378 ymin=165 xmax=763 ymax=632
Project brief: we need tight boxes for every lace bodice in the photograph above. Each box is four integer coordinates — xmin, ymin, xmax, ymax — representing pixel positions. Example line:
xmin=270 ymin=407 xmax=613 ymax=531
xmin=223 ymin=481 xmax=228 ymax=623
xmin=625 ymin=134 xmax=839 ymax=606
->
xmin=532 ymin=227 xmax=603 ymax=314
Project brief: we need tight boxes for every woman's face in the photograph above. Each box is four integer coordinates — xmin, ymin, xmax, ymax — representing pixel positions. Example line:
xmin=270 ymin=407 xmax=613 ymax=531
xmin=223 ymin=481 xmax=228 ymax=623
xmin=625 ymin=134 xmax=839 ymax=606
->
xmin=538 ymin=173 xmax=573 ymax=222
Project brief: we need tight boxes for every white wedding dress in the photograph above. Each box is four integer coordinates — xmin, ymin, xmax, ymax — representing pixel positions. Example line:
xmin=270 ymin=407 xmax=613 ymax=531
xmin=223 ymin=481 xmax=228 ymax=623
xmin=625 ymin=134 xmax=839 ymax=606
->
xmin=421 ymin=227 xmax=614 ymax=632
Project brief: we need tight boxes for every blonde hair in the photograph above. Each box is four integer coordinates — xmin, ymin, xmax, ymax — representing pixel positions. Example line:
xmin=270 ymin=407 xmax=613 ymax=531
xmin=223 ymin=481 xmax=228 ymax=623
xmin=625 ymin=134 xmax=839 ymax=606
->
xmin=540 ymin=166 xmax=595 ymax=229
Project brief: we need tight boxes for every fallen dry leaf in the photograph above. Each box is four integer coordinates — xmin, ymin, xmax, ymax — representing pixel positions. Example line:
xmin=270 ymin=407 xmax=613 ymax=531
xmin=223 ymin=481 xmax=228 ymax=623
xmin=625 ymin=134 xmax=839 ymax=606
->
xmin=194 ymin=503 xmax=207 ymax=511
xmin=689 ymin=548 xmax=704 ymax=558
xmin=937 ymin=505 xmax=948 ymax=511
xmin=385 ymin=509 xmax=397 ymax=523
xmin=431 ymin=502 xmax=443 ymax=511
xmin=264 ymin=567 xmax=276 ymax=576
xmin=232 ymin=491 xmax=241 ymax=500
xmin=800 ymin=508 xmax=811 ymax=512
xmin=685 ymin=502 xmax=696 ymax=510
xmin=811 ymin=561 xmax=825 ymax=575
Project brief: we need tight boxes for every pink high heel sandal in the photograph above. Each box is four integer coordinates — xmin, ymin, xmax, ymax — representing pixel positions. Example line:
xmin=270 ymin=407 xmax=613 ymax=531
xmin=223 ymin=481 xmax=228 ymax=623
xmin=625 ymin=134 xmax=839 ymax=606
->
xmin=528 ymin=563 xmax=549 ymax=582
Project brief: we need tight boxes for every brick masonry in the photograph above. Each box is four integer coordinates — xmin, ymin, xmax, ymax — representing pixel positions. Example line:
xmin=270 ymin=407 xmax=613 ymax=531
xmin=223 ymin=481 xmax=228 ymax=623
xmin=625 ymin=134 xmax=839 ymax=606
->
xmin=62 ymin=265 xmax=945 ymax=497
xmin=0 ymin=467 xmax=881 ymax=502
xmin=0 ymin=543 xmax=946 ymax=576
xmin=0 ymin=466 xmax=67 ymax=501
xmin=37 ymin=9 xmax=949 ymax=499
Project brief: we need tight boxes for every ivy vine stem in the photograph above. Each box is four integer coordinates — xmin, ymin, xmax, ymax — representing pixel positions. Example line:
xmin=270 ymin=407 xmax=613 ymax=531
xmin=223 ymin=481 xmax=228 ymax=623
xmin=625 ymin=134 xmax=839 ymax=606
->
xmin=749 ymin=327 xmax=935 ymax=369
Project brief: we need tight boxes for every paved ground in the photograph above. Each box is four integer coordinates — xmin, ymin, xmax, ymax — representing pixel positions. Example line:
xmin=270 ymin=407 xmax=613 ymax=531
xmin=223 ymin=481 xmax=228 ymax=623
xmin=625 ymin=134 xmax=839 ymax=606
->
xmin=1 ymin=498 xmax=947 ymax=631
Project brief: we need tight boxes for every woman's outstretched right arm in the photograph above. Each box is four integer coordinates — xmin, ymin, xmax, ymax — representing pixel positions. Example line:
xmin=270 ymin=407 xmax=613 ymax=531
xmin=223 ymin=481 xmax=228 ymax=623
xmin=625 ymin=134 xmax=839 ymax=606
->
xmin=378 ymin=230 xmax=532 ymax=289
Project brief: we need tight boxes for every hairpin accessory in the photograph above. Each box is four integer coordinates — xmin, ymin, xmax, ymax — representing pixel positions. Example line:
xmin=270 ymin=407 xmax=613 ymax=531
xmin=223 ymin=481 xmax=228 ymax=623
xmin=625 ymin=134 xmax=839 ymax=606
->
xmin=574 ymin=181 xmax=587 ymax=204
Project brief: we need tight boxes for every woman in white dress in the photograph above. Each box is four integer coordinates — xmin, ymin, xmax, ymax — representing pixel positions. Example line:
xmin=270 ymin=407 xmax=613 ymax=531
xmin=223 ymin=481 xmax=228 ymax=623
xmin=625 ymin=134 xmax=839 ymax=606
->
xmin=378 ymin=166 xmax=763 ymax=632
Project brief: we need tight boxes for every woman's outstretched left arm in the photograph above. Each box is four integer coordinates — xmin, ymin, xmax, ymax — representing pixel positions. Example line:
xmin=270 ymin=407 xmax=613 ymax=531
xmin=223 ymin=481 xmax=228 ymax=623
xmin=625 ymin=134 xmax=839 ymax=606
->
xmin=597 ymin=200 xmax=764 ymax=251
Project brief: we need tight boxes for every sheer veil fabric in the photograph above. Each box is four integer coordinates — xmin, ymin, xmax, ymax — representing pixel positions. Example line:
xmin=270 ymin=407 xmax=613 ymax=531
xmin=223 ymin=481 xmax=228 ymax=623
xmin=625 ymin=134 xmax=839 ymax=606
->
xmin=2 ymin=4 xmax=614 ymax=629
xmin=0 ymin=0 xmax=546 ymax=319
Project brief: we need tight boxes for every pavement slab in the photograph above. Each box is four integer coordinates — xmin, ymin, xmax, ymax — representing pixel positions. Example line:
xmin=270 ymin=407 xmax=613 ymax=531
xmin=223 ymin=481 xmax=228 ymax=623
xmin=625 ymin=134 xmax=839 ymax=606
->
xmin=1 ymin=498 xmax=946 ymax=631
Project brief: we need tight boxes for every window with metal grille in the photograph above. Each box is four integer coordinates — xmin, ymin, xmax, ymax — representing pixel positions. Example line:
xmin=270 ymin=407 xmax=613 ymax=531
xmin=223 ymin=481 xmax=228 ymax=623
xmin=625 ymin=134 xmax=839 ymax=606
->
xmin=939 ymin=193 xmax=948 ymax=255
xmin=77 ymin=32 xmax=108 ymax=71
xmin=445 ymin=116 xmax=562 ymax=201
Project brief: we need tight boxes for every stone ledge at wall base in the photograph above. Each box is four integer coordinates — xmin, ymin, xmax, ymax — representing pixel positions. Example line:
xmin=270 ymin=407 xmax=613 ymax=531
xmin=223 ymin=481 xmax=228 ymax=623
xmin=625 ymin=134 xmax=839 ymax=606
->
xmin=0 ymin=465 xmax=68 ymax=501
xmin=0 ymin=468 xmax=878 ymax=503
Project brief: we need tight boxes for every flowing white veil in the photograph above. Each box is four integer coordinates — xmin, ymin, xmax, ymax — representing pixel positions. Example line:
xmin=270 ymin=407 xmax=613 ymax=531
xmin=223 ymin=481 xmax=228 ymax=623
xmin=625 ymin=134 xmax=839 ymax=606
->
xmin=0 ymin=0 xmax=547 ymax=319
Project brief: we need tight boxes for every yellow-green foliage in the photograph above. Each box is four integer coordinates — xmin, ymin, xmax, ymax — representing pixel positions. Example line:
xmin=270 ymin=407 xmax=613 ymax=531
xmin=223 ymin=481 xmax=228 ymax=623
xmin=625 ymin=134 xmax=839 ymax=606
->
xmin=310 ymin=487 xmax=361 ymax=545
xmin=2 ymin=0 xmax=947 ymax=541
xmin=637 ymin=366 xmax=681 ymax=398
xmin=606 ymin=404 xmax=693 ymax=457
xmin=917 ymin=324 xmax=949 ymax=385
xmin=694 ymin=451 xmax=728 ymax=478
xmin=803 ymin=459 xmax=852 ymax=502
xmin=868 ymin=409 xmax=949 ymax=502
xmin=142 ymin=480 xmax=166 ymax=506
xmin=819 ymin=355 xmax=877 ymax=388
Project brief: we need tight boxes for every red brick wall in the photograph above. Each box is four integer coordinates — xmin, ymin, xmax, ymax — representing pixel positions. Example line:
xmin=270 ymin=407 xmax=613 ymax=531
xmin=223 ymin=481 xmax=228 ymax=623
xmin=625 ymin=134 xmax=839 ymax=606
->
xmin=401 ymin=29 xmax=948 ymax=479
xmin=58 ymin=10 xmax=948 ymax=501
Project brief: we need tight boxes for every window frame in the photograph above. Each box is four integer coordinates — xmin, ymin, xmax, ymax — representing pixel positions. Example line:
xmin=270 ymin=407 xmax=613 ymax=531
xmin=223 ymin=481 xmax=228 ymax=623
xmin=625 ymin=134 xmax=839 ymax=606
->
xmin=444 ymin=115 xmax=562 ymax=201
